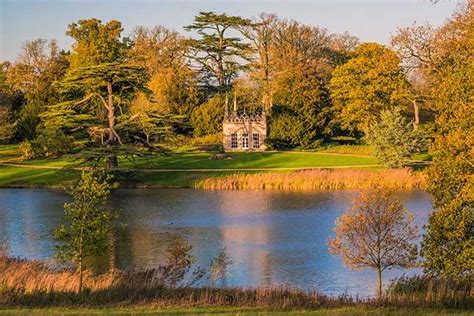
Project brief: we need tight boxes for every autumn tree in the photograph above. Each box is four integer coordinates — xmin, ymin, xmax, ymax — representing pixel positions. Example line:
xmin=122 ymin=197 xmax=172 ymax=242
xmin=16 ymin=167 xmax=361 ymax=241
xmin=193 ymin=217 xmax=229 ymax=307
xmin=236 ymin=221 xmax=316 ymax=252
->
xmin=0 ymin=62 xmax=23 ymax=143
xmin=368 ymin=107 xmax=426 ymax=167
xmin=391 ymin=23 xmax=437 ymax=127
xmin=6 ymin=39 xmax=68 ymax=140
xmin=420 ymin=1 xmax=473 ymax=280
xmin=129 ymin=26 xmax=200 ymax=118
xmin=329 ymin=189 xmax=418 ymax=299
xmin=330 ymin=43 xmax=409 ymax=136
xmin=184 ymin=11 xmax=252 ymax=92
xmin=67 ymin=18 xmax=127 ymax=69
xmin=53 ymin=172 xmax=118 ymax=294
xmin=240 ymin=13 xmax=279 ymax=109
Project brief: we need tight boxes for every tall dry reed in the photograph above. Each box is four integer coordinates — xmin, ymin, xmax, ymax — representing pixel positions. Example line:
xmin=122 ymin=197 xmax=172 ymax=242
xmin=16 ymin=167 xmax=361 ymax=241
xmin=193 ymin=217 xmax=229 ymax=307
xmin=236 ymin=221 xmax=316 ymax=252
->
xmin=195 ymin=168 xmax=426 ymax=191
xmin=1 ymin=254 xmax=471 ymax=309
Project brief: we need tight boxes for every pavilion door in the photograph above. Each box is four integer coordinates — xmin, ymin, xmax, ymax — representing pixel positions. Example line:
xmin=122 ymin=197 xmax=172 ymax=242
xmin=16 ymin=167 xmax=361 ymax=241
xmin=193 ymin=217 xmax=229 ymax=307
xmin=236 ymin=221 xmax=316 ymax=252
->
xmin=242 ymin=133 xmax=249 ymax=149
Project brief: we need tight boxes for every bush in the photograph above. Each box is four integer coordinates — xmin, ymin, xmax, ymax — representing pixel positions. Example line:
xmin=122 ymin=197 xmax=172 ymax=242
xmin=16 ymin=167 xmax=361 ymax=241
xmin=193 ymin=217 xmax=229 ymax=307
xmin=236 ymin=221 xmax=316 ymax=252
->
xmin=387 ymin=275 xmax=473 ymax=308
xmin=19 ymin=131 xmax=74 ymax=160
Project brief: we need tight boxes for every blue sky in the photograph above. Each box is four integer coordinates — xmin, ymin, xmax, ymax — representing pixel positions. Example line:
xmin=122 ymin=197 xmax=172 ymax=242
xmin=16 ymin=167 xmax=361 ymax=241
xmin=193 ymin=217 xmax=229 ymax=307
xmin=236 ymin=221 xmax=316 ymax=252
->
xmin=0 ymin=0 xmax=459 ymax=61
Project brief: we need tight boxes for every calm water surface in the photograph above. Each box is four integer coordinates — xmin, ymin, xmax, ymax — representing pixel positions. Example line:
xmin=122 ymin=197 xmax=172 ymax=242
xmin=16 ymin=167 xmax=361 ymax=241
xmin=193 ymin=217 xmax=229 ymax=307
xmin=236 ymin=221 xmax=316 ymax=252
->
xmin=0 ymin=188 xmax=432 ymax=297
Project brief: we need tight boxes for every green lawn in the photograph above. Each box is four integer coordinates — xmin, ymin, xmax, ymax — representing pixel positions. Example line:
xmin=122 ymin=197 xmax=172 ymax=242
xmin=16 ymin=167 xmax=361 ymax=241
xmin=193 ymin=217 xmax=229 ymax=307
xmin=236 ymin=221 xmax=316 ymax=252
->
xmin=125 ymin=151 xmax=378 ymax=170
xmin=0 ymin=306 xmax=470 ymax=315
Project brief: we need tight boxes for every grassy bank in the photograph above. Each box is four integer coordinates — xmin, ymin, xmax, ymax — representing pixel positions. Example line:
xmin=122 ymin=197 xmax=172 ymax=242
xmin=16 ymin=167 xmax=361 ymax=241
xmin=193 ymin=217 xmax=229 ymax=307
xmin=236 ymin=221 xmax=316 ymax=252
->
xmin=1 ymin=255 xmax=471 ymax=312
xmin=0 ymin=144 xmax=430 ymax=189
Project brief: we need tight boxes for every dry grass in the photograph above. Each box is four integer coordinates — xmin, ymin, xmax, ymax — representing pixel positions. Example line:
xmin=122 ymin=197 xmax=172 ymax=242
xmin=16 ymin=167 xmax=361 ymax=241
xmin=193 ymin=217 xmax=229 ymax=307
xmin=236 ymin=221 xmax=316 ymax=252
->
xmin=0 ymin=255 xmax=353 ymax=308
xmin=1 ymin=255 xmax=471 ymax=309
xmin=195 ymin=168 xmax=426 ymax=191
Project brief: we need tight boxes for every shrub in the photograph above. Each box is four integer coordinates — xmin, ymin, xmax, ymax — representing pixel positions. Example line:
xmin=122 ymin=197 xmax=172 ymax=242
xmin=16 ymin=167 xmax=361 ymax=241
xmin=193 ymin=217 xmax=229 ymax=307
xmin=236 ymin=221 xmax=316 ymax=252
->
xmin=19 ymin=131 xmax=74 ymax=160
xmin=387 ymin=275 xmax=473 ymax=308
xmin=190 ymin=95 xmax=224 ymax=136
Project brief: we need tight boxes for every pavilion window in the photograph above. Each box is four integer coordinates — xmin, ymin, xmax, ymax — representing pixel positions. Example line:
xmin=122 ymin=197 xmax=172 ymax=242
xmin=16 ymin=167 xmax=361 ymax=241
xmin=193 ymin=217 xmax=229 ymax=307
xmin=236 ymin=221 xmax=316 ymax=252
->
xmin=231 ymin=133 xmax=238 ymax=149
xmin=252 ymin=133 xmax=260 ymax=149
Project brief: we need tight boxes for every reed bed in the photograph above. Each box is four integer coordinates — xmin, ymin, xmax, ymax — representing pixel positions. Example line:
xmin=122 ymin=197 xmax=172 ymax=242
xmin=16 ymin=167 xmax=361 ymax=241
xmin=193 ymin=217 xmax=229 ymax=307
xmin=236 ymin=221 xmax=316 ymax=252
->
xmin=1 ymin=254 xmax=471 ymax=309
xmin=195 ymin=168 xmax=426 ymax=191
xmin=0 ymin=255 xmax=352 ymax=308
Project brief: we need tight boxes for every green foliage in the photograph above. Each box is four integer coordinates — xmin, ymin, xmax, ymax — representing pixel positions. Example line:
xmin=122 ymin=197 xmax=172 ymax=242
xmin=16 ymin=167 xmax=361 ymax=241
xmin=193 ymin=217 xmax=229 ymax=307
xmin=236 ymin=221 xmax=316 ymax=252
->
xmin=269 ymin=65 xmax=332 ymax=148
xmin=53 ymin=172 xmax=118 ymax=293
xmin=19 ymin=131 xmax=74 ymax=160
xmin=190 ymin=95 xmax=224 ymax=136
xmin=368 ymin=107 xmax=426 ymax=168
xmin=330 ymin=43 xmax=409 ymax=135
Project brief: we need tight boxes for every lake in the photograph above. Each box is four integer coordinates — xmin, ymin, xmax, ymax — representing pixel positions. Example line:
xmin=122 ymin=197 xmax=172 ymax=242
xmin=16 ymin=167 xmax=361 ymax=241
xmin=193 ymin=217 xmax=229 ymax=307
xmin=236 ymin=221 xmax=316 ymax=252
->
xmin=0 ymin=188 xmax=432 ymax=297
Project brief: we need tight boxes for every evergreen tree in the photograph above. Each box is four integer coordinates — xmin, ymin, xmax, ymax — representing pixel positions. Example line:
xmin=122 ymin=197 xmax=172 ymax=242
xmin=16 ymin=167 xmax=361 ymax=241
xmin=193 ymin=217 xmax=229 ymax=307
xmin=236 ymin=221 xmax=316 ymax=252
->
xmin=368 ymin=107 xmax=426 ymax=168
xmin=184 ymin=11 xmax=252 ymax=92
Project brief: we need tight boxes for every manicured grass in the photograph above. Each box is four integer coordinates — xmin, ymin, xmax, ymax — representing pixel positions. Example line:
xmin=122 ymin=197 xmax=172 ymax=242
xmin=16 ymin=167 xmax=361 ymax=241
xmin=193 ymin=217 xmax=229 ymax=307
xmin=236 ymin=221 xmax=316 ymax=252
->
xmin=0 ymin=165 xmax=77 ymax=187
xmin=125 ymin=151 xmax=378 ymax=170
xmin=0 ymin=307 xmax=470 ymax=315
xmin=317 ymin=144 xmax=374 ymax=156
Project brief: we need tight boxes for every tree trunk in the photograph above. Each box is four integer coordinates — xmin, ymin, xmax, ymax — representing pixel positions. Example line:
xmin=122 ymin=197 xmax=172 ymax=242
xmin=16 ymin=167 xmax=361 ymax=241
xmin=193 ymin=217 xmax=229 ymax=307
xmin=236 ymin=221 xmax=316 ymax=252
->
xmin=108 ymin=231 xmax=116 ymax=271
xmin=78 ymin=224 xmax=84 ymax=294
xmin=78 ymin=258 xmax=83 ymax=295
xmin=377 ymin=267 xmax=383 ymax=301
xmin=107 ymin=81 xmax=116 ymax=145
xmin=106 ymin=81 xmax=118 ymax=170
xmin=412 ymin=100 xmax=420 ymax=129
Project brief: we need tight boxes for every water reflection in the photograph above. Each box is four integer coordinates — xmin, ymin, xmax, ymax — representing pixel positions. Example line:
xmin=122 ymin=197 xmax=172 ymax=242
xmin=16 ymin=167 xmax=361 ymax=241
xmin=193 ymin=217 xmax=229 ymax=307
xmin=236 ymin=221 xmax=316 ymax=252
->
xmin=0 ymin=188 xmax=432 ymax=297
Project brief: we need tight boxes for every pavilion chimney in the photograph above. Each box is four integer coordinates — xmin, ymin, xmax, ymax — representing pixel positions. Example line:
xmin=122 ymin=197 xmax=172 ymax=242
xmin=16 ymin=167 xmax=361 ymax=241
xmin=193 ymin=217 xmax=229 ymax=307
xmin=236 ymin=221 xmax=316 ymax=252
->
xmin=225 ymin=93 xmax=229 ymax=117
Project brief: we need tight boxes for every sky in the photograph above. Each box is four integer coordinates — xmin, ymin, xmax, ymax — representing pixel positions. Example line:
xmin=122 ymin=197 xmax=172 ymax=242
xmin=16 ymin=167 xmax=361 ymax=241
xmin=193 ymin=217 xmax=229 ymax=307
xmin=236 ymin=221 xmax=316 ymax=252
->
xmin=0 ymin=0 xmax=460 ymax=61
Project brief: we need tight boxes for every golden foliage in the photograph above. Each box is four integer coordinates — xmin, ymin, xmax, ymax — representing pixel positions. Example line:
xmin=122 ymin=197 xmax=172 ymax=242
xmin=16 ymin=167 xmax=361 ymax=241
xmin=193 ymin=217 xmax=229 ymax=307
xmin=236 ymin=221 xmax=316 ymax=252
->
xmin=328 ymin=189 xmax=418 ymax=298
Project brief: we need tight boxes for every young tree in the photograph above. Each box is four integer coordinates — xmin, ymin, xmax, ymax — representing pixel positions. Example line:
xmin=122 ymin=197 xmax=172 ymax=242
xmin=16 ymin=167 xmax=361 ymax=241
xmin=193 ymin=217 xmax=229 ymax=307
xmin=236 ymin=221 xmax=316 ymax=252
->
xmin=163 ymin=237 xmax=197 ymax=288
xmin=184 ymin=11 xmax=252 ymax=92
xmin=53 ymin=172 xmax=118 ymax=294
xmin=330 ymin=43 xmax=410 ymax=135
xmin=209 ymin=248 xmax=233 ymax=287
xmin=368 ymin=107 xmax=426 ymax=167
xmin=328 ymin=189 xmax=418 ymax=299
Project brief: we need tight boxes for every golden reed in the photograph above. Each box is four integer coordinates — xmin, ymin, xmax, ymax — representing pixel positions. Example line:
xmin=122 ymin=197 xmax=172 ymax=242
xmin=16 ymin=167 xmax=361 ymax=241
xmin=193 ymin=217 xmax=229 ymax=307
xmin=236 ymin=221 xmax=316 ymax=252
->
xmin=195 ymin=168 xmax=426 ymax=191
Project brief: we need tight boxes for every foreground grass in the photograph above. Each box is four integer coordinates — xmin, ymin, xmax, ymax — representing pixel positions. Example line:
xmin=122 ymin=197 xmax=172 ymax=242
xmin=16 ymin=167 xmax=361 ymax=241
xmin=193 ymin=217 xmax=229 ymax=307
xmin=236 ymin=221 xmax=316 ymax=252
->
xmin=1 ymin=306 xmax=471 ymax=315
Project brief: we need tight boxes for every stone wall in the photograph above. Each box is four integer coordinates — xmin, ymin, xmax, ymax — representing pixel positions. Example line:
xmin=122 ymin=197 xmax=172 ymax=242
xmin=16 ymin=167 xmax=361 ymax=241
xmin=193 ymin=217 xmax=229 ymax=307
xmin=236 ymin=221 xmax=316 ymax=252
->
xmin=223 ymin=116 xmax=267 ymax=151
